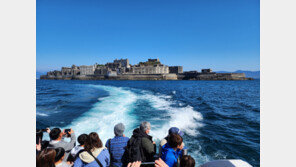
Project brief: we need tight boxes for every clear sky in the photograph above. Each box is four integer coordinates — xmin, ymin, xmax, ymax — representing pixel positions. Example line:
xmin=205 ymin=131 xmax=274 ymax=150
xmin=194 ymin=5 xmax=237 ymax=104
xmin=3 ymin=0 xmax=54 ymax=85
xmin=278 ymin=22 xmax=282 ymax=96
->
xmin=37 ymin=0 xmax=260 ymax=72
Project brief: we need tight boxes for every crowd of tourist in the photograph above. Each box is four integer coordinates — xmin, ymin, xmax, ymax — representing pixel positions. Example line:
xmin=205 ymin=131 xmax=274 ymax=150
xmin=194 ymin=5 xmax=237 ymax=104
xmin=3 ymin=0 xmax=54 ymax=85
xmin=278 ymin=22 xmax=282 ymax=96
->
xmin=36 ymin=121 xmax=196 ymax=167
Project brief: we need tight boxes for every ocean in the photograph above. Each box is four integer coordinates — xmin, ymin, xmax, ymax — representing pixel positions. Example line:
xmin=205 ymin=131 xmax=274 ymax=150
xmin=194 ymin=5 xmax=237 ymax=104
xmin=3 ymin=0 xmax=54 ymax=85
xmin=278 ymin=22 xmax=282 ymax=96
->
xmin=36 ymin=80 xmax=260 ymax=166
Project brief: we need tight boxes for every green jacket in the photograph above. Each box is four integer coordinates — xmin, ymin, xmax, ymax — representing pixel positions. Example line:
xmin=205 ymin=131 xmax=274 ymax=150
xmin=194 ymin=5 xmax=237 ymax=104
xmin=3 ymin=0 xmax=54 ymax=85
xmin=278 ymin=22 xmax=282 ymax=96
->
xmin=130 ymin=128 xmax=155 ymax=161
xmin=141 ymin=137 xmax=155 ymax=155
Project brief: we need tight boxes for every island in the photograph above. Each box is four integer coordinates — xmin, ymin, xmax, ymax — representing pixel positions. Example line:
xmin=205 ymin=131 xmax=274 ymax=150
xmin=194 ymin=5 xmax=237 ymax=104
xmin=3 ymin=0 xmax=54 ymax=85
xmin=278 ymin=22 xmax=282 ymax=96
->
xmin=40 ymin=58 xmax=252 ymax=80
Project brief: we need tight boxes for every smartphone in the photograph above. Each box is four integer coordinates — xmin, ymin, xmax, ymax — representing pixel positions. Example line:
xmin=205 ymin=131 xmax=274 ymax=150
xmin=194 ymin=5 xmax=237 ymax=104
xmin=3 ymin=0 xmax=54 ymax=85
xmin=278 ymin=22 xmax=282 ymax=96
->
xmin=64 ymin=129 xmax=71 ymax=134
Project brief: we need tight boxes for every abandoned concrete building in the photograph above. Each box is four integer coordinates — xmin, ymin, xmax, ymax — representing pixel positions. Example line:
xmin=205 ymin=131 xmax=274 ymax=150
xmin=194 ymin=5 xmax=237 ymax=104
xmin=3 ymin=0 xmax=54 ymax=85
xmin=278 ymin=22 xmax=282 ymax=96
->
xmin=128 ymin=65 xmax=169 ymax=74
xmin=47 ymin=70 xmax=62 ymax=76
xmin=201 ymin=69 xmax=213 ymax=73
xmin=80 ymin=65 xmax=95 ymax=75
xmin=114 ymin=59 xmax=130 ymax=68
xmin=94 ymin=65 xmax=108 ymax=75
xmin=169 ymin=66 xmax=183 ymax=74
xmin=125 ymin=59 xmax=169 ymax=74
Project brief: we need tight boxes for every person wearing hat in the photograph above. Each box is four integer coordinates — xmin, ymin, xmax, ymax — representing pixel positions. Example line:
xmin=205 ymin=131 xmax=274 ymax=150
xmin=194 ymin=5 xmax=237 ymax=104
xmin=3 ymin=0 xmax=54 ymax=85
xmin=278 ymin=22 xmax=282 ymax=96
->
xmin=159 ymin=127 xmax=185 ymax=157
xmin=105 ymin=123 xmax=129 ymax=167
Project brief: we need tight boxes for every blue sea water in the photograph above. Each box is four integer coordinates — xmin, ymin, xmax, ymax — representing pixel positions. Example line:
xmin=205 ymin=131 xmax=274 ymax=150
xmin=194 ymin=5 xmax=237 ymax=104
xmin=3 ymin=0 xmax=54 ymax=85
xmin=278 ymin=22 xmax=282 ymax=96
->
xmin=36 ymin=80 xmax=260 ymax=167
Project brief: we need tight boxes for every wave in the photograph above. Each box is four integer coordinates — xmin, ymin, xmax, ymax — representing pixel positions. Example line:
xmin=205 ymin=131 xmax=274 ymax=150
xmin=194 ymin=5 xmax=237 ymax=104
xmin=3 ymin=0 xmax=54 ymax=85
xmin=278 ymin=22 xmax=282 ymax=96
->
xmin=36 ymin=112 xmax=49 ymax=117
xmin=62 ymin=85 xmax=137 ymax=143
xmin=136 ymin=90 xmax=205 ymax=164
xmin=53 ymin=84 xmax=203 ymax=147
xmin=42 ymin=84 xmax=205 ymax=163
xmin=138 ymin=90 xmax=203 ymax=140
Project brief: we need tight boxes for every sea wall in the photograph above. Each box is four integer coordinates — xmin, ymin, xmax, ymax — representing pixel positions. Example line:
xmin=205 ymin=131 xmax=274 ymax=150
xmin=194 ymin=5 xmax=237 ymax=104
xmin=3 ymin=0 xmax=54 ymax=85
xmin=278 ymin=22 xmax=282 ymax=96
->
xmin=105 ymin=74 xmax=178 ymax=80
xmin=40 ymin=74 xmax=178 ymax=80
xmin=195 ymin=73 xmax=248 ymax=80
xmin=40 ymin=73 xmax=251 ymax=80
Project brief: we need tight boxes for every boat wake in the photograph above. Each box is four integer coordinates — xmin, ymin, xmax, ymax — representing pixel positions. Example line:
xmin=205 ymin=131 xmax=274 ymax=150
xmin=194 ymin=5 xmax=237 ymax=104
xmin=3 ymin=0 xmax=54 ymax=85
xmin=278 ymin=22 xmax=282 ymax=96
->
xmin=63 ymin=85 xmax=137 ymax=143
xmin=47 ymin=84 xmax=206 ymax=163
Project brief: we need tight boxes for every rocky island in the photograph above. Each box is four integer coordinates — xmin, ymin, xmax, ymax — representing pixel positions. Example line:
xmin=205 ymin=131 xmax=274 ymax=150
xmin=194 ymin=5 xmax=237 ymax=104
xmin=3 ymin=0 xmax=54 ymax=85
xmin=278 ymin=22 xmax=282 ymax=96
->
xmin=40 ymin=58 xmax=252 ymax=80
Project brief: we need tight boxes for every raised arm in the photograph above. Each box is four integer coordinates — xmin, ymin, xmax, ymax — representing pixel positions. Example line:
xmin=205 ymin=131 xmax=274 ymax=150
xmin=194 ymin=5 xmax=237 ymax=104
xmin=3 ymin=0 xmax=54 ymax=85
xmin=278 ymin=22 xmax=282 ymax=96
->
xmin=64 ymin=129 xmax=76 ymax=152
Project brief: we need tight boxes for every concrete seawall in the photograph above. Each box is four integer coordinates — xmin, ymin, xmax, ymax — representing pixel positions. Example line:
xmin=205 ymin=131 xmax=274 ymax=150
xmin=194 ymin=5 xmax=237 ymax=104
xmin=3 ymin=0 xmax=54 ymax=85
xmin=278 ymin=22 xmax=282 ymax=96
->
xmin=40 ymin=73 xmax=252 ymax=80
xmin=196 ymin=73 xmax=248 ymax=80
xmin=41 ymin=74 xmax=178 ymax=80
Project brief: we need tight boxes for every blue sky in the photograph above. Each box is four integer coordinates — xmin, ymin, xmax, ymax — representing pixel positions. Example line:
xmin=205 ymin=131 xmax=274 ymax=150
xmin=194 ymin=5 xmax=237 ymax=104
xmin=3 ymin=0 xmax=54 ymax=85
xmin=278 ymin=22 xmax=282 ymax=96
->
xmin=37 ymin=0 xmax=260 ymax=72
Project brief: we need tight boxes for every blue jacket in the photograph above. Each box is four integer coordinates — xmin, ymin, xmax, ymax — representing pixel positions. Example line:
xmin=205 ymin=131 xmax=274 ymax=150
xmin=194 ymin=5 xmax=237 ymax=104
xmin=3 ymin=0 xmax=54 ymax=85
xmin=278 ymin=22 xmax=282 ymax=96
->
xmin=105 ymin=136 xmax=129 ymax=167
xmin=160 ymin=143 xmax=183 ymax=167
xmin=74 ymin=147 xmax=110 ymax=167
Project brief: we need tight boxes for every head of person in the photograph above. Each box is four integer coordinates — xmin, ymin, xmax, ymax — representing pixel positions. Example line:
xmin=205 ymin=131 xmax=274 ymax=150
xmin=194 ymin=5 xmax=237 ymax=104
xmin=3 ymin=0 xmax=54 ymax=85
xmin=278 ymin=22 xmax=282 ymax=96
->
xmin=36 ymin=148 xmax=56 ymax=167
xmin=54 ymin=147 xmax=65 ymax=163
xmin=168 ymin=127 xmax=184 ymax=137
xmin=114 ymin=123 xmax=125 ymax=136
xmin=140 ymin=121 xmax=151 ymax=134
xmin=167 ymin=133 xmax=183 ymax=149
xmin=84 ymin=132 xmax=103 ymax=152
xmin=49 ymin=128 xmax=62 ymax=141
xmin=78 ymin=134 xmax=88 ymax=146
xmin=180 ymin=155 xmax=195 ymax=167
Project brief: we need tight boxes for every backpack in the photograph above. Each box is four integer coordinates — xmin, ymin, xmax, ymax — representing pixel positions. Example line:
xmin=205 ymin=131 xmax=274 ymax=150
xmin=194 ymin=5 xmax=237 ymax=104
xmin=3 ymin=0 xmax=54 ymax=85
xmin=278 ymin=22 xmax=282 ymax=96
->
xmin=122 ymin=137 xmax=145 ymax=164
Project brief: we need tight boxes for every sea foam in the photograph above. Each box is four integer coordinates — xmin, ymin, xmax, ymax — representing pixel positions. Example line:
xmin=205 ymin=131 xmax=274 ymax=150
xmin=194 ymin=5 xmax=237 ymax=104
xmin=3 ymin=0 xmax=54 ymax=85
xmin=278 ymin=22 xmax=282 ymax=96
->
xmin=56 ymin=84 xmax=203 ymax=145
xmin=61 ymin=85 xmax=137 ymax=143
xmin=36 ymin=112 xmax=49 ymax=117
xmin=138 ymin=90 xmax=203 ymax=140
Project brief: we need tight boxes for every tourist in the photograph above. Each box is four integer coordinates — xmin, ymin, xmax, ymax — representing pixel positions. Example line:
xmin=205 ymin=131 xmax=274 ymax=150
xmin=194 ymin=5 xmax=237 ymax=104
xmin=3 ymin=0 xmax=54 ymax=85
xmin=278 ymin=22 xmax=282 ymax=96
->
xmin=70 ymin=134 xmax=88 ymax=159
xmin=36 ymin=128 xmax=51 ymax=154
xmin=159 ymin=127 xmax=185 ymax=156
xmin=180 ymin=155 xmax=195 ymax=167
xmin=160 ymin=134 xmax=183 ymax=167
xmin=36 ymin=148 xmax=56 ymax=167
xmin=55 ymin=147 xmax=73 ymax=167
xmin=48 ymin=128 xmax=76 ymax=162
xmin=74 ymin=132 xmax=110 ymax=167
xmin=125 ymin=121 xmax=156 ymax=163
xmin=105 ymin=123 xmax=129 ymax=167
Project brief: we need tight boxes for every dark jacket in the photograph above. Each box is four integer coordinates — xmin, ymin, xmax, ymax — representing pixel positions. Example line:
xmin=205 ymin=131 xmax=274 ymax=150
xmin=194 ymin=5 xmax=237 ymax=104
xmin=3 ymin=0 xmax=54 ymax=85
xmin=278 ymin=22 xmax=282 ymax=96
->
xmin=129 ymin=128 xmax=155 ymax=162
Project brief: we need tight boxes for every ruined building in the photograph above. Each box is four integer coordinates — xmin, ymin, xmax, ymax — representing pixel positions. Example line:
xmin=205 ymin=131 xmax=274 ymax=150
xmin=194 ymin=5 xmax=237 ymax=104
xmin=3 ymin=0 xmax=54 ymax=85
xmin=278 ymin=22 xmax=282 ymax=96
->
xmin=128 ymin=59 xmax=169 ymax=74
xmin=80 ymin=65 xmax=95 ymax=75
xmin=169 ymin=66 xmax=183 ymax=74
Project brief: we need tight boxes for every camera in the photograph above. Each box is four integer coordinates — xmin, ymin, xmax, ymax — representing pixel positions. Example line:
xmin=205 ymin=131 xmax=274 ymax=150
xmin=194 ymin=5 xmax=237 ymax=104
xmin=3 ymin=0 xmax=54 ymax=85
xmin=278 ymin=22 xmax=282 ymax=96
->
xmin=64 ymin=129 xmax=71 ymax=137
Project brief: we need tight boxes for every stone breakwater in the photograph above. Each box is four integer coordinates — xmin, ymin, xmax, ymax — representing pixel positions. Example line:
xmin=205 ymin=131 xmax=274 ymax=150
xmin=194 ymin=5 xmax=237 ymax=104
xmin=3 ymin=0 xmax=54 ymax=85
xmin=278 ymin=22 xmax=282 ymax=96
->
xmin=40 ymin=73 xmax=252 ymax=80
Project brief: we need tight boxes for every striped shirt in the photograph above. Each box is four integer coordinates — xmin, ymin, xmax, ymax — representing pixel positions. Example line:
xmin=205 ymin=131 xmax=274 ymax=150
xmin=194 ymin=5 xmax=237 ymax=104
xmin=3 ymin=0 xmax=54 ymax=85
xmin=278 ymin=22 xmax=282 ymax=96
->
xmin=105 ymin=136 xmax=129 ymax=167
